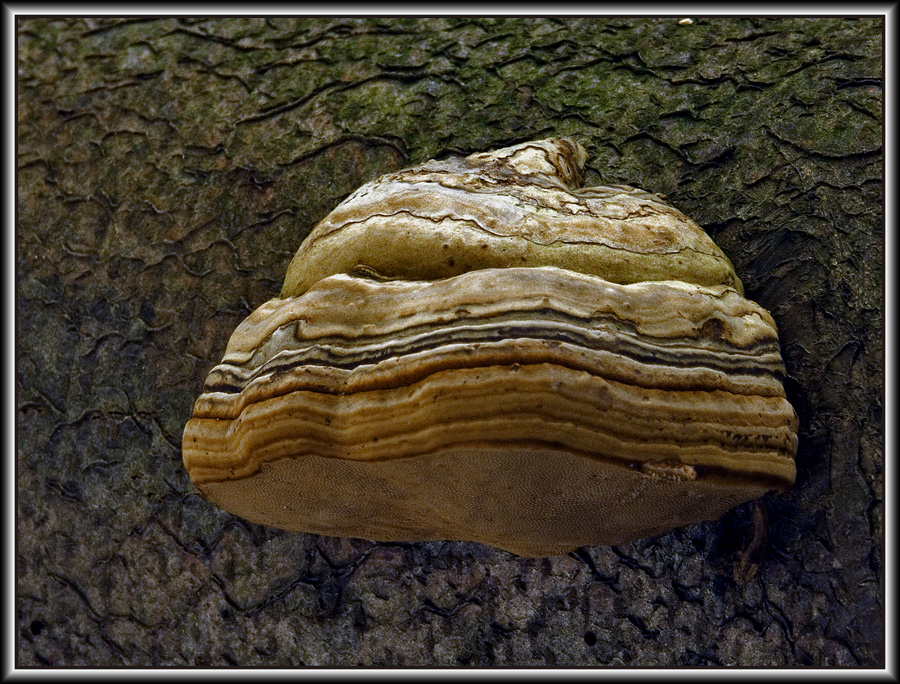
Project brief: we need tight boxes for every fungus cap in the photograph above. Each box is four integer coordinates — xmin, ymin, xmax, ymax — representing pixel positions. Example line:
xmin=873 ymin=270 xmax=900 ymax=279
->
xmin=182 ymin=139 xmax=797 ymax=556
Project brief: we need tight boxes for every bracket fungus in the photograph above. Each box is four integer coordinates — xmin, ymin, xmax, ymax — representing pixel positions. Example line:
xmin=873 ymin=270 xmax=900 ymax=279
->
xmin=182 ymin=138 xmax=798 ymax=557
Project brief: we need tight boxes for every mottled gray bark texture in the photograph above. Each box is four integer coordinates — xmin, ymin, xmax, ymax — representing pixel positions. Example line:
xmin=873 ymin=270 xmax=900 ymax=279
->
xmin=17 ymin=17 xmax=882 ymax=666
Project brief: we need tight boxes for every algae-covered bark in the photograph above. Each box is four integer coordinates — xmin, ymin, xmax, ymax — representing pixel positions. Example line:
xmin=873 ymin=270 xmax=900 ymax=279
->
xmin=17 ymin=17 xmax=882 ymax=666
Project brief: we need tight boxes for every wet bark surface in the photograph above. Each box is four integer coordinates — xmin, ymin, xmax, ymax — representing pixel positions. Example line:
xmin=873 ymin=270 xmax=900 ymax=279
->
xmin=17 ymin=17 xmax=883 ymax=666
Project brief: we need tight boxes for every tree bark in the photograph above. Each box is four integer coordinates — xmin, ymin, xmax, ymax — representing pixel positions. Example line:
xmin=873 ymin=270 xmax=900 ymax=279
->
xmin=17 ymin=16 xmax=883 ymax=666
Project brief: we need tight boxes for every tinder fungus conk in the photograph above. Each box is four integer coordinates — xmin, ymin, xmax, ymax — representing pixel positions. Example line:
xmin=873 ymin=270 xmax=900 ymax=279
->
xmin=182 ymin=138 xmax=798 ymax=557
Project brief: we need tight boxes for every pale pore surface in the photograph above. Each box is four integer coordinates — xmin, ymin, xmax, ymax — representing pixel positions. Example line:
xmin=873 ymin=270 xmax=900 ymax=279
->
xmin=281 ymin=138 xmax=744 ymax=297
xmin=199 ymin=446 xmax=774 ymax=557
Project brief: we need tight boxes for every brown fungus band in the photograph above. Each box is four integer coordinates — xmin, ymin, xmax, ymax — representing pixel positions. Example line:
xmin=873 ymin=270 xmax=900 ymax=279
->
xmin=182 ymin=138 xmax=798 ymax=557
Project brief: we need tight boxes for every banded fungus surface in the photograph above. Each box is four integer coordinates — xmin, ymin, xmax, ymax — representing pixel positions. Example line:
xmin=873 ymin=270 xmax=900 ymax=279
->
xmin=182 ymin=138 xmax=798 ymax=557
